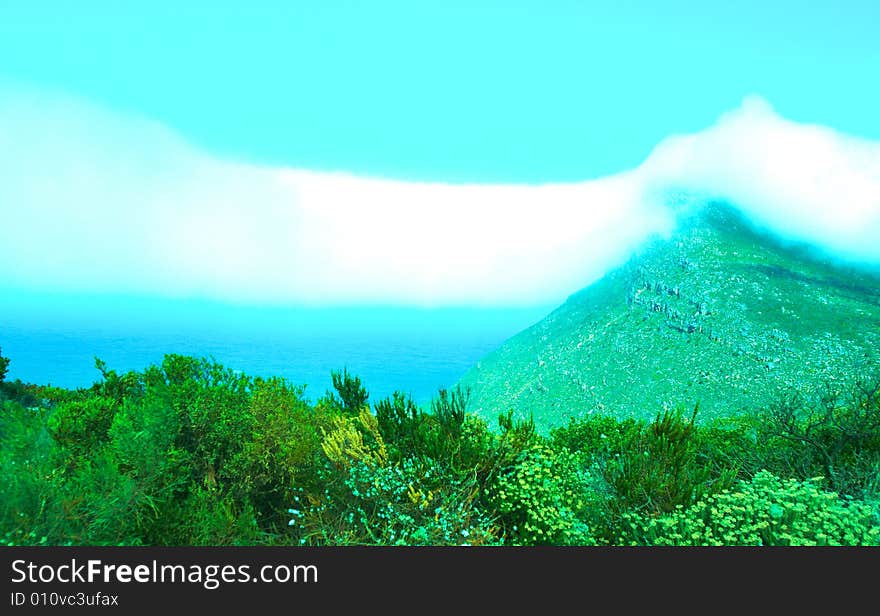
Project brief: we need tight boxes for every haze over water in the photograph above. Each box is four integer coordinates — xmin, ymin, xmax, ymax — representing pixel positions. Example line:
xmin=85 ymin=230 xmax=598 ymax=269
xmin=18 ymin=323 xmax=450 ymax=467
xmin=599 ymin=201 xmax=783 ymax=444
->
xmin=0 ymin=297 xmax=550 ymax=403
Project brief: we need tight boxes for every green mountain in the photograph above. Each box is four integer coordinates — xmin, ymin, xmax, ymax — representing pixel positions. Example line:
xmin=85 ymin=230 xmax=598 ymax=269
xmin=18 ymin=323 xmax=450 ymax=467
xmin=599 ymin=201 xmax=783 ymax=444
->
xmin=458 ymin=203 xmax=880 ymax=432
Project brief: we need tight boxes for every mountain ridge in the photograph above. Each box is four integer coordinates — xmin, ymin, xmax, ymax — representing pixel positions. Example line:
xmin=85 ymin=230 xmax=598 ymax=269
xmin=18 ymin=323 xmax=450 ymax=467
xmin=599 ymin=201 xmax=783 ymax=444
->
xmin=458 ymin=202 xmax=880 ymax=432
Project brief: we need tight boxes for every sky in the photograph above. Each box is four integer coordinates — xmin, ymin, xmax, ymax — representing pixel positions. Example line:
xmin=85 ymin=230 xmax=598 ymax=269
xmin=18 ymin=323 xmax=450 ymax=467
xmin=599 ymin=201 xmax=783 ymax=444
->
xmin=1 ymin=1 xmax=879 ymax=309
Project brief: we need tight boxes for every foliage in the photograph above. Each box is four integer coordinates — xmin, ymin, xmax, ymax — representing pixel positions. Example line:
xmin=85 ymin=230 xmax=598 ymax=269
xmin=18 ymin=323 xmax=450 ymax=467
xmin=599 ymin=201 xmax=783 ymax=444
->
xmin=550 ymin=413 xmax=641 ymax=459
xmin=320 ymin=407 xmax=387 ymax=471
xmin=497 ymin=409 xmax=538 ymax=451
xmin=224 ymin=377 xmax=325 ymax=531
xmin=431 ymin=385 xmax=470 ymax=437
xmin=0 ymin=346 xmax=9 ymax=383
xmin=0 ymin=400 xmax=53 ymax=546
xmin=296 ymin=458 xmax=499 ymax=546
xmin=47 ymin=396 xmax=117 ymax=457
xmin=323 ymin=368 xmax=369 ymax=415
xmin=487 ymin=443 xmax=596 ymax=545
xmin=1 ymin=349 xmax=878 ymax=546
xmin=621 ymin=470 xmax=880 ymax=546
xmin=757 ymin=378 xmax=880 ymax=498
xmin=602 ymin=407 xmax=737 ymax=516
xmin=375 ymin=391 xmax=423 ymax=458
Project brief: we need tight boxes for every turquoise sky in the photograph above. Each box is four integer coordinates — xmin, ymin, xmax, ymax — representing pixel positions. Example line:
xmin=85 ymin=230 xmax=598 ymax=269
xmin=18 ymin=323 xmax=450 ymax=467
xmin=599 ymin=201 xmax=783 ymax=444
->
xmin=2 ymin=1 xmax=878 ymax=182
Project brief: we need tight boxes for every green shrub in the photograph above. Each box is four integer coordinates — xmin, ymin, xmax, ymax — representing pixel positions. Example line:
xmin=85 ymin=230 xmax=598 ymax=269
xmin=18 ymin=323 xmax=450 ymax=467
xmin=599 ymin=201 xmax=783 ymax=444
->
xmin=431 ymin=386 xmax=470 ymax=437
xmin=92 ymin=358 xmax=144 ymax=407
xmin=0 ymin=400 xmax=54 ymax=545
xmin=497 ymin=409 xmax=539 ymax=451
xmin=322 ymin=369 xmax=369 ymax=415
xmin=375 ymin=391 xmax=424 ymax=458
xmin=172 ymin=486 xmax=263 ymax=546
xmin=753 ymin=381 xmax=880 ymax=499
xmin=604 ymin=407 xmax=737 ymax=516
xmin=0 ymin=346 xmax=9 ymax=383
xmin=105 ymin=392 xmax=192 ymax=543
xmin=487 ymin=443 xmax=595 ymax=545
xmin=623 ymin=470 xmax=880 ymax=546
xmin=47 ymin=396 xmax=118 ymax=456
xmin=225 ymin=377 xmax=325 ymax=533
xmin=377 ymin=386 xmax=490 ymax=466
xmin=691 ymin=416 xmax=759 ymax=482
xmin=550 ymin=413 xmax=641 ymax=459
xmin=49 ymin=450 xmax=146 ymax=545
xmin=297 ymin=457 xmax=499 ymax=545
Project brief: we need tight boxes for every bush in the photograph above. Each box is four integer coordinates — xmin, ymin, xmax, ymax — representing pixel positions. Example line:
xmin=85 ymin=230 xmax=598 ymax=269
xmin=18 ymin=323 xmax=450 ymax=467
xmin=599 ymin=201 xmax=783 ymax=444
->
xmin=431 ymin=386 xmax=470 ymax=436
xmin=320 ymin=406 xmax=387 ymax=471
xmin=487 ymin=443 xmax=596 ymax=545
xmin=48 ymin=450 xmax=145 ymax=545
xmin=0 ymin=347 xmax=9 ymax=383
xmin=755 ymin=379 xmax=880 ymax=499
xmin=297 ymin=457 xmax=500 ymax=545
xmin=225 ymin=377 xmax=325 ymax=533
xmin=374 ymin=385 xmax=489 ymax=466
xmin=550 ymin=413 xmax=641 ymax=459
xmin=173 ymin=486 xmax=263 ymax=546
xmin=0 ymin=400 xmax=53 ymax=545
xmin=603 ymin=407 xmax=737 ymax=516
xmin=323 ymin=369 xmax=369 ymax=415
xmin=375 ymin=391 xmax=424 ymax=458
xmin=623 ymin=470 xmax=880 ymax=546
xmin=47 ymin=396 xmax=118 ymax=457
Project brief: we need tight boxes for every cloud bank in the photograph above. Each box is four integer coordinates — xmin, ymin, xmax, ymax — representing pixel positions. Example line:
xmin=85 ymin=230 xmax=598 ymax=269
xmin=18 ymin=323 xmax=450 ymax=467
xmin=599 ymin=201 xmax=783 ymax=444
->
xmin=1 ymin=88 xmax=878 ymax=307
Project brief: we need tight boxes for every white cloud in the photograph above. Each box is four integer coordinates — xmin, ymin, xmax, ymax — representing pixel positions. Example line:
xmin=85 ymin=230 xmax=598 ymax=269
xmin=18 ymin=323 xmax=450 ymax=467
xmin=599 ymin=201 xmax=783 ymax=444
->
xmin=1 ymin=87 xmax=878 ymax=307
xmin=640 ymin=95 xmax=880 ymax=262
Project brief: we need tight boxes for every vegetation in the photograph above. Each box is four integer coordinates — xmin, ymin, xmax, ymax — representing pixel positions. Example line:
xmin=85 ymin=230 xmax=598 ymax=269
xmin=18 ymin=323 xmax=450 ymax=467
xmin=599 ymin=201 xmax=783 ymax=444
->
xmin=0 ymin=346 xmax=9 ymax=383
xmin=620 ymin=471 xmax=879 ymax=546
xmin=1 ymin=351 xmax=877 ymax=546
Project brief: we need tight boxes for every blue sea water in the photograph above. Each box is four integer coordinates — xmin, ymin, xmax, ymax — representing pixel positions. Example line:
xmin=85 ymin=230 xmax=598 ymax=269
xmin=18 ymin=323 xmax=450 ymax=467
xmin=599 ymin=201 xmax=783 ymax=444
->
xmin=0 ymin=297 xmax=550 ymax=405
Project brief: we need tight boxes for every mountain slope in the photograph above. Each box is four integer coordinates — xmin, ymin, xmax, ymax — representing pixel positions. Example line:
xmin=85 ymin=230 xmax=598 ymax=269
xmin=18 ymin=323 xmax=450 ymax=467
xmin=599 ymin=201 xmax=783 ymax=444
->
xmin=458 ymin=203 xmax=880 ymax=432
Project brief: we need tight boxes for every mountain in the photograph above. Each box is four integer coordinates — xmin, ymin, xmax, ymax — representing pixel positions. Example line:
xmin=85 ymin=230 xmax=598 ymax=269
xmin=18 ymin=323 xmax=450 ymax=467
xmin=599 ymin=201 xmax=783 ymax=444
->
xmin=458 ymin=203 xmax=880 ymax=432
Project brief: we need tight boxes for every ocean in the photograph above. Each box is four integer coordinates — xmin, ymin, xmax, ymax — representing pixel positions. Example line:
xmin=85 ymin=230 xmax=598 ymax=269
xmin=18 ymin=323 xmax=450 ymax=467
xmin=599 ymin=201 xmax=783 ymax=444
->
xmin=0 ymin=299 xmax=550 ymax=405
